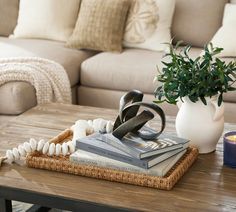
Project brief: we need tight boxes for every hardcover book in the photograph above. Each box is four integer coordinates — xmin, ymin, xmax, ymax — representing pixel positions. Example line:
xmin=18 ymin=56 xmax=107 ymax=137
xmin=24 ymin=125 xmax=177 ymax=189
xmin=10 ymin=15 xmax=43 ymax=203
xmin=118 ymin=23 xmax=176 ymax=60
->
xmin=99 ymin=131 xmax=189 ymax=159
xmin=76 ymin=133 xmax=189 ymax=169
xmin=70 ymin=148 xmax=187 ymax=177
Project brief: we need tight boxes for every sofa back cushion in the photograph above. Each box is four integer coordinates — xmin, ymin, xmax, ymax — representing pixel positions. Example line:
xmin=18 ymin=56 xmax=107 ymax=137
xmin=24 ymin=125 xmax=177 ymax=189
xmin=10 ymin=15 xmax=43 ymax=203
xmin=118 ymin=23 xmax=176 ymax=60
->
xmin=172 ymin=0 xmax=228 ymax=47
xmin=123 ymin=0 xmax=176 ymax=51
xmin=0 ymin=0 xmax=19 ymax=36
xmin=66 ymin=0 xmax=130 ymax=52
xmin=211 ymin=3 xmax=236 ymax=57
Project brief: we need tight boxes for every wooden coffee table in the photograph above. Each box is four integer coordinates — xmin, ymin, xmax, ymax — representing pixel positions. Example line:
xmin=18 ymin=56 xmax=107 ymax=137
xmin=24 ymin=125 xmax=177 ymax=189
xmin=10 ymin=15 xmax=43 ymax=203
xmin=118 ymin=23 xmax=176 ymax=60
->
xmin=0 ymin=103 xmax=236 ymax=212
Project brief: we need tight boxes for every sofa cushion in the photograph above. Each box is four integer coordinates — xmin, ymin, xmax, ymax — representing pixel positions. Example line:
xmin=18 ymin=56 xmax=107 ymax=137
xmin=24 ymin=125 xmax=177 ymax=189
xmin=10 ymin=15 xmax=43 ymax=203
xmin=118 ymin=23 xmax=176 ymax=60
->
xmin=0 ymin=83 xmax=78 ymax=115
xmin=78 ymin=86 xmax=179 ymax=116
xmin=211 ymin=4 xmax=236 ymax=57
xmin=0 ymin=81 xmax=36 ymax=115
xmin=0 ymin=0 xmax=19 ymax=36
xmin=172 ymin=0 xmax=228 ymax=47
xmin=78 ymin=86 xmax=236 ymax=123
xmin=81 ymin=47 xmax=202 ymax=94
xmin=221 ymin=57 xmax=236 ymax=103
xmin=12 ymin=0 xmax=80 ymax=42
xmin=66 ymin=0 xmax=130 ymax=52
xmin=0 ymin=37 xmax=96 ymax=86
xmin=123 ymin=0 xmax=175 ymax=51
xmin=0 ymin=37 xmax=96 ymax=115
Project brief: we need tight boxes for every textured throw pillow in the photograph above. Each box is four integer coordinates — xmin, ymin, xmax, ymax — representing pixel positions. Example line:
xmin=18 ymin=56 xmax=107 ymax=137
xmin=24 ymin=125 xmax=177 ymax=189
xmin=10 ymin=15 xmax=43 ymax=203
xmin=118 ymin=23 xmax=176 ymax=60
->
xmin=12 ymin=0 xmax=80 ymax=42
xmin=66 ymin=0 xmax=130 ymax=52
xmin=0 ymin=0 xmax=19 ymax=36
xmin=123 ymin=0 xmax=175 ymax=51
xmin=211 ymin=4 xmax=236 ymax=57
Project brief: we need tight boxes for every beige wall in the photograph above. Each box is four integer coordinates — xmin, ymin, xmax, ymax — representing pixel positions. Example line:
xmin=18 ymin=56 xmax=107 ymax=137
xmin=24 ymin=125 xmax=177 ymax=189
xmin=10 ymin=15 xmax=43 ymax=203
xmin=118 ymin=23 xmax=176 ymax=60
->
xmin=231 ymin=0 xmax=236 ymax=3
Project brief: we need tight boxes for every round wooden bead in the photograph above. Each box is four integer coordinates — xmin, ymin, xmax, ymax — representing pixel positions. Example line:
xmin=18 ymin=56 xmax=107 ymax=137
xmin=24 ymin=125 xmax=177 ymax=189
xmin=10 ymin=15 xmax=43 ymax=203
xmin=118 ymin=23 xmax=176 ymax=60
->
xmin=93 ymin=119 xmax=102 ymax=132
xmin=18 ymin=145 xmax=26 ymax=157
xmin=76 ymin=129 xmax=86 ymax=138
xmin=55 ymin=144 xmax=62 ymax=156
xmin=75 ymin=120 xmax=90 ymax=130
xmin=87 ymin=120 xmax=93 ymax=127
xmin=86 ymin=126 xmax=94 ymax=135
xmin=6 ymin=150 xmax=14 ymax=163
xmin=67 ymin=141 xmax=75 ymax=153
xmin=48 ymin=143 xmax=56 ymax=156
xmin=37 ymin=139 xmax=45 ymax=152
xmin=72 ymin=128 xmax=86 ymax=145
xmin=29 ymin=138 xmax=37 ymax=151
xmin=99 ymin=119 xmax=107 ymax=133
xmin=62 ymin=143 xmax=68 ymax=156
xmin=93 ymin=118 xmax=101 ymax=132
xmin=106 ymin=121 xmax=113 ymax=133
xmin=93 ymin=118 xmax=107 ymax=133
xmin=72 ymin=139 xmax=76 ymax=146
xmin=23 ymin=142 xmax=32 ymax=153
xmin=42 ymin=142 xmax=50 ymax=155
xmin=12 ymin=148 xmax=20 ymax=160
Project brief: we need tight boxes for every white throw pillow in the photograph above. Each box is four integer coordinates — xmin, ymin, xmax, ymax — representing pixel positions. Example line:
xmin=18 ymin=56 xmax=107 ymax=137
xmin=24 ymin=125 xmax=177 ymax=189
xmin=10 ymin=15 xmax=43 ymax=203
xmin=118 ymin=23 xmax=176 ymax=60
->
xmin=12 ymin=0 xmax=80 ymax=42
xmin=211 ymin=4 xmax=236 ymax=57
xmin=123 ymin=0 xmax=175 ymax=51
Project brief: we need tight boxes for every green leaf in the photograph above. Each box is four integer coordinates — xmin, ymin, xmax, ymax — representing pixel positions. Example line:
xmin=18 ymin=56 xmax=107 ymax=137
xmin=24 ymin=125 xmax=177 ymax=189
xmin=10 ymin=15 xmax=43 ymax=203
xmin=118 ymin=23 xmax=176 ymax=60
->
xmin=200 ymin=96 xmax=207 ymax=105
xmin=218 ymin=93 xmax=223 ymax=107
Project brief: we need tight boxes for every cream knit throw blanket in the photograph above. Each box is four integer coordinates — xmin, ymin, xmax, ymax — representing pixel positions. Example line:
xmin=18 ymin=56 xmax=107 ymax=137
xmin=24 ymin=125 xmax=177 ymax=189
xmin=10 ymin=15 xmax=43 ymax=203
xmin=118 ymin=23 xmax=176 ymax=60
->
xmin=0 ymin=57 xmax=72 ymax=104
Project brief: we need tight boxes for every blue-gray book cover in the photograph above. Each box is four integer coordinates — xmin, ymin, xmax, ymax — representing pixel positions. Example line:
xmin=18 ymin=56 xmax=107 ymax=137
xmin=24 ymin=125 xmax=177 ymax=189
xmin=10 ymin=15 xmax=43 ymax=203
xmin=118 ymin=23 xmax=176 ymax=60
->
xmin=100 ymin=131 xmax=189 ymax=159
xmin=76 ymin=133 xmax=189 ymax=169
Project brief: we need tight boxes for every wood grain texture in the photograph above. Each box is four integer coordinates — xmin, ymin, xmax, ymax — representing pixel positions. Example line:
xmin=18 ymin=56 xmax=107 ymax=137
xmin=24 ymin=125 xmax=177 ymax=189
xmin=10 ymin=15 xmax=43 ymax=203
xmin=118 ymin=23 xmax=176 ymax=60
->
xmin=0 ymin=103 xmax=236 ymax=211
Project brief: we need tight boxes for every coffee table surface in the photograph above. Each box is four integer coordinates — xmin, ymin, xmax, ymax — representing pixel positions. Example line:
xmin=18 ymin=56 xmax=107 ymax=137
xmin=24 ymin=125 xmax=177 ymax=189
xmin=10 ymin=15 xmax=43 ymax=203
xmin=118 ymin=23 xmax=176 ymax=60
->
xmin=0 ymin=103 xmax=236 ymax=212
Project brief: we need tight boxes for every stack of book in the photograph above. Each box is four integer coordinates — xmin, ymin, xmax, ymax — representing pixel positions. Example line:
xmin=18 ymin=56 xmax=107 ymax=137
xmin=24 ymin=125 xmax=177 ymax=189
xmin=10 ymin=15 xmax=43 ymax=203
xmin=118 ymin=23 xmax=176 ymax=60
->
xmin=70 ymin=132 xmax=189 ymax=177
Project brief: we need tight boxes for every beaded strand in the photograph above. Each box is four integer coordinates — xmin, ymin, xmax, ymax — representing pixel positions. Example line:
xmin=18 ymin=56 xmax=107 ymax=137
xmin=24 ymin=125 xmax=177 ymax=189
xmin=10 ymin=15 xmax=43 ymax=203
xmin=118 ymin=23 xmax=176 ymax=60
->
xmin=1 ymin=118 xmax=113 ymax=165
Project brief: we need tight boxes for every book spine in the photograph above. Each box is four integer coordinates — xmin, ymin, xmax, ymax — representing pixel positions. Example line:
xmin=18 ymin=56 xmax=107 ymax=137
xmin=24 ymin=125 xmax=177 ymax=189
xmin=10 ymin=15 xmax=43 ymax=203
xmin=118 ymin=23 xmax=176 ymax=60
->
xmin=70 ymin=153 xmax=146 ymax=174
xmin=77 ymin=142 xmax=147 ymax=169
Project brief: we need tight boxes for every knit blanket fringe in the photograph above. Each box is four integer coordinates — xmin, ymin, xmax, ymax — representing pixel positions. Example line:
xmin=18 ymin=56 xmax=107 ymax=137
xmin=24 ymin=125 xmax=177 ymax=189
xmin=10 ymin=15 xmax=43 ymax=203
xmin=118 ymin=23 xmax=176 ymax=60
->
xmin=0 ymin=57 xmax=72 ymax=104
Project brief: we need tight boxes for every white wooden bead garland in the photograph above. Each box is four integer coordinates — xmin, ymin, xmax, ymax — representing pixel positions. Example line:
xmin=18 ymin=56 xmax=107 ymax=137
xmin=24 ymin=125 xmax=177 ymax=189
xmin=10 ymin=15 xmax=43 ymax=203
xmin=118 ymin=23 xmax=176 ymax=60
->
xmin=0 ymin=118 xmax=113 ymax=166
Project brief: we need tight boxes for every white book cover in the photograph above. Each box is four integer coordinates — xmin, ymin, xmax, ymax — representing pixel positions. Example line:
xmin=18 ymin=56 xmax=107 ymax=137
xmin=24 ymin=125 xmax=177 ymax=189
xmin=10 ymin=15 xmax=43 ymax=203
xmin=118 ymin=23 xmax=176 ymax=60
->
xmin=70 ymin=149 xmax=187 ymax=177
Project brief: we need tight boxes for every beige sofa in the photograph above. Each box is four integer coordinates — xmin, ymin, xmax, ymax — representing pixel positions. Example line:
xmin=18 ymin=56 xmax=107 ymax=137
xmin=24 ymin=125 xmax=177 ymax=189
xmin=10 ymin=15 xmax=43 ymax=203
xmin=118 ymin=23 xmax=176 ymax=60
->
xmin=0 ymin=0 xmax=236 ymax=123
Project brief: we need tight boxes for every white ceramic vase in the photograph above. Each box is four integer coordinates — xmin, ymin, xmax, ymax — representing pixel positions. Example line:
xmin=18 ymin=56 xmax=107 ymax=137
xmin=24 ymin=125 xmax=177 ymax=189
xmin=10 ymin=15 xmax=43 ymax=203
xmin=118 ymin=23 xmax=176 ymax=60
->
xmin=175 ymin=96 xmax=224 ymax=154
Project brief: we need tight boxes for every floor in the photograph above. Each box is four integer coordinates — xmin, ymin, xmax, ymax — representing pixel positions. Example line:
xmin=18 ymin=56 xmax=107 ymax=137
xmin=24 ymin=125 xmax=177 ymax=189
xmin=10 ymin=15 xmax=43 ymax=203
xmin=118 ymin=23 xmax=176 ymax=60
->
xmin=13 ymin=201 xmax=70 ymax=211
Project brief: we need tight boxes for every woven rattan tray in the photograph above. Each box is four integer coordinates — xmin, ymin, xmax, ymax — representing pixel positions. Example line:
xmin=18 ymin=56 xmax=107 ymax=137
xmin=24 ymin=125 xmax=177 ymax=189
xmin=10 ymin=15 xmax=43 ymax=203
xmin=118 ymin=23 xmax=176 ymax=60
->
xmin=26 ymin=129 xmax=198 ymax=190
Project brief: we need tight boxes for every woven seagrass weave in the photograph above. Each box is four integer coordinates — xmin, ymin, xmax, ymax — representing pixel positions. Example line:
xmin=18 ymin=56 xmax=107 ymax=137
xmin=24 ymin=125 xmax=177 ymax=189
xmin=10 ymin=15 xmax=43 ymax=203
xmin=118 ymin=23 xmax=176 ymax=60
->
xmin=66 ymin=0 xmax=131 ymax=52
xmin=26 ymin=129 xmax=198 ymax=190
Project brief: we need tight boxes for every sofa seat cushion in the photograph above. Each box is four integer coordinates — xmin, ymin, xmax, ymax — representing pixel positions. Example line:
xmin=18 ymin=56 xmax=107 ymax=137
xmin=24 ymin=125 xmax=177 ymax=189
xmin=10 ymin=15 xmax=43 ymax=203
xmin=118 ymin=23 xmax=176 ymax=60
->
xmin=0 ymin=37 xmax=97 ymax=115
xmin=81 ymin=47 xmax=203 ymax=94
xmin=224 ymin=90 xmax=236 ymax=103
xmin=0 ymin=37 xmax=97 ymax=86
xmin=0 ymin=82 xmax=79 ymax=115
xmin=78 ymin=86 xmax=179 ymax=116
